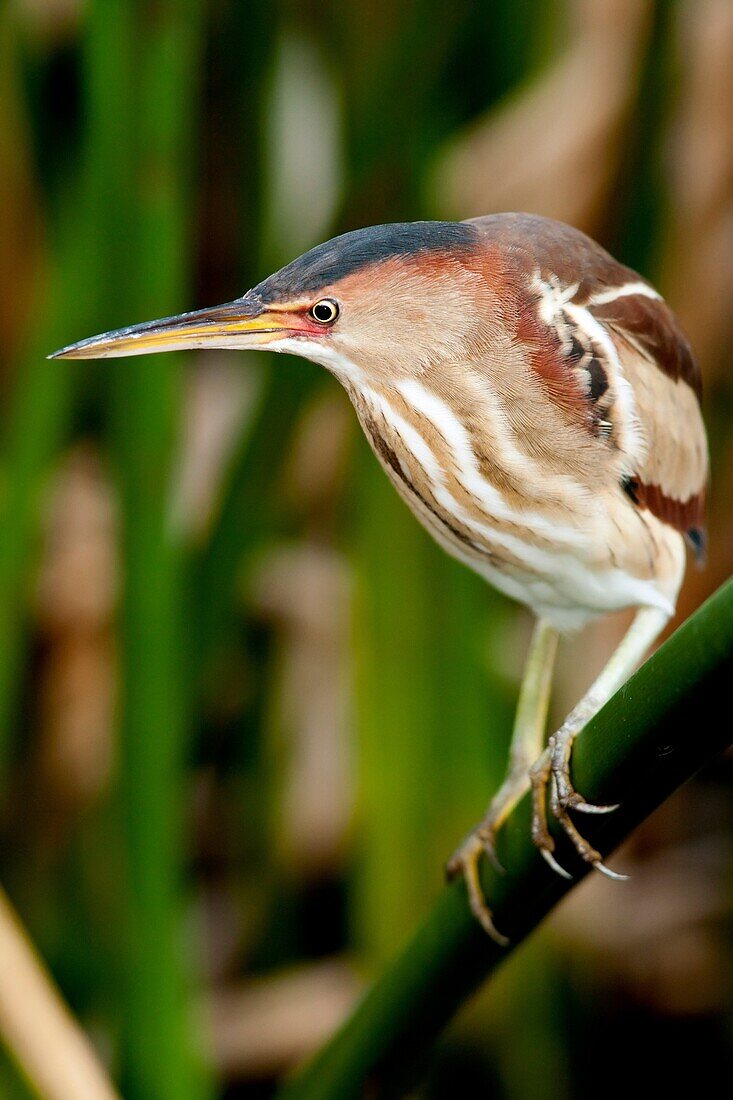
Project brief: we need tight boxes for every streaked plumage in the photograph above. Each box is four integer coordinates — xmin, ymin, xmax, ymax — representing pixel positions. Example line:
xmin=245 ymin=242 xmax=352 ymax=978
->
xmin=51 ymin=212 xmax=708 ymax=941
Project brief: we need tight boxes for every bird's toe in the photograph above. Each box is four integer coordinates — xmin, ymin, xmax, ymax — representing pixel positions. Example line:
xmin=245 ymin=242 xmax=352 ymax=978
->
xmin=539 ymin=846 xmax=573 ymax=880
xmin=447 ymin=832 xmax=509 ymax=946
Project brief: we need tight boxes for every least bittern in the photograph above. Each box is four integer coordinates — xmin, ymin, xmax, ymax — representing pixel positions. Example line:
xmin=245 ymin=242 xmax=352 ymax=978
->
xmin=52 ymin=214 xmax=708 ymax=943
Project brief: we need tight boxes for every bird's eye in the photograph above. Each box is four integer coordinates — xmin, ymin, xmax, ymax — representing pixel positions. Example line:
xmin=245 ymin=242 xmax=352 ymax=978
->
xmin=309 ymin=299 xmax=339 ymax=324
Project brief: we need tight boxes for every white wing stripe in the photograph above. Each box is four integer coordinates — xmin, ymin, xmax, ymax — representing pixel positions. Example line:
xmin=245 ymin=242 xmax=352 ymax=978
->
xmin=562 ymin=299 xmax=646 ymax=470
xmin=588 ymin=282 xmax=662 ymax=306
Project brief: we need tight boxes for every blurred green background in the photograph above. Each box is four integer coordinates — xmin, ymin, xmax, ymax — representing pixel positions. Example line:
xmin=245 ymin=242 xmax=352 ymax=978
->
xmin=1 ymin=0 xmax=732 ymax=1096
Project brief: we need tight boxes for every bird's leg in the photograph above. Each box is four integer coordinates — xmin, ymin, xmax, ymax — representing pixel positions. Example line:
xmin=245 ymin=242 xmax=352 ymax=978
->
xmin=480 ymin=618 xmax=559 ymax=862
xmin=531 ymin=606 xmax=669 ymax=878
xmin=447 ymin=618 xmax=559 ymax=943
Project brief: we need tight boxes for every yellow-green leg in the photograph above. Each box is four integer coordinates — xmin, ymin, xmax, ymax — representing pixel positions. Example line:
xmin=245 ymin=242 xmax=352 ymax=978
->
xmin=530 ymin=605 xmax=669 ymax=879
xmin=447 ymin=618 xmax=559 ymax=944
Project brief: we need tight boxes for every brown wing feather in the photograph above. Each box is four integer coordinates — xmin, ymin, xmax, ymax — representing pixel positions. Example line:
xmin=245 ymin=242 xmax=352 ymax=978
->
xmin=469 ymin=214 xmax=709 ymax=555
xmin=598 ymin=295 xmax=708 ymax=556
xmin=591 ymin=292 xmax=702 ymax=397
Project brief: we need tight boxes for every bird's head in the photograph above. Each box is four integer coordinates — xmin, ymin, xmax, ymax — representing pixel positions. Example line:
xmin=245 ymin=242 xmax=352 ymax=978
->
xmin=50 ymin=221 xmax=500 ymax=383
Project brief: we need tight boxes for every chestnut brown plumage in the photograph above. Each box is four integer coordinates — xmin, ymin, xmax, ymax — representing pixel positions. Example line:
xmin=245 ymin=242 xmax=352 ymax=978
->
xmin=51 ymin=213 xmax=708 ymax=942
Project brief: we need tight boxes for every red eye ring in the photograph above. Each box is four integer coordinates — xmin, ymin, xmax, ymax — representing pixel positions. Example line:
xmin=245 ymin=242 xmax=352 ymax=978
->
xmin=309 ymin=299 xmax=340 ymax=324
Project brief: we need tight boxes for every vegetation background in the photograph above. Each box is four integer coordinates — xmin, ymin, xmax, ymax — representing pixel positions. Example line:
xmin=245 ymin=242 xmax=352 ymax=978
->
xmin=1 ymin=0 xmax=732 ymax=1096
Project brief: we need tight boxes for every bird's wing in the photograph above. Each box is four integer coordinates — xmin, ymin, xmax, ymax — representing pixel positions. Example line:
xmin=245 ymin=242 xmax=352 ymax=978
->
xmin=518 ymin=274 xmax=708 ymax=557
xmin=470 ymin=214 xmax=708 ymax=555
xmin=589 ymin=290 xmax=708 ymax=557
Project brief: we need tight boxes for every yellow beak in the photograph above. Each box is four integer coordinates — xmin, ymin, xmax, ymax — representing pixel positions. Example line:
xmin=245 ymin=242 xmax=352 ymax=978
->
xmin=48 ymin=298 xmax=306 ymax=360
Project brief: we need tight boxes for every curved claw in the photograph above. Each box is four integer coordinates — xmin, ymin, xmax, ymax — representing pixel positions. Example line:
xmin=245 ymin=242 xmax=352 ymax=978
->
xmin=592 ymin=860 xmax=629 ymax=882
xmin=450 ymin=837 xmax=511 ymax=946
xmin=571 ymin=799 xmax=620 ymax=815
xmin=471 ymin=901 xmax=510 ymax=947
xmin=540 ymin=846 xmax=573 ymax=880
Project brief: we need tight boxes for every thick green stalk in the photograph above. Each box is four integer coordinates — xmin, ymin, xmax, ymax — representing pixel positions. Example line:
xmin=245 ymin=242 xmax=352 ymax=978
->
xmin=281 ymin=576 xmax=733 ymax=1098
xmin=192 ymin=364 xmax=315 ymax=682
xmin=352 ymin=443 xmax=512 ymax=963
xmin=0 ymin=15 xmax=87 ymax=763
xmin=189 ymin=5 xmax=309 ymax=686
xmin=352 ymin=453 xmax=445 ymax=961
xmin=105 ymin=2 xmax=209 ymax=1096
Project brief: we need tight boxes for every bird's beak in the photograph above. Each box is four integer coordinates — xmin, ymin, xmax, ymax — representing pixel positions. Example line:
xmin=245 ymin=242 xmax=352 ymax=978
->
xmin=48 ymin=298 xmax=309 ymax=360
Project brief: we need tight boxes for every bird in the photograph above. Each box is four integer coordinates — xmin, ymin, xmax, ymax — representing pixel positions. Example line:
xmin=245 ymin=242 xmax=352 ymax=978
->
xmin=51 ymin=213 xmax=708 ymax=943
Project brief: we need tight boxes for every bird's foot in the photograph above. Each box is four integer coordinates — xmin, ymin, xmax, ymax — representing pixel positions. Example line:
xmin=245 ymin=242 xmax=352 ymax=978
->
xmin=551 ymin=738 xmax=619 ymax=816
xmin=446 ymin=826 xmax=510 ymax=947
xmin=529 ymin=738 xmax=627 ymax=881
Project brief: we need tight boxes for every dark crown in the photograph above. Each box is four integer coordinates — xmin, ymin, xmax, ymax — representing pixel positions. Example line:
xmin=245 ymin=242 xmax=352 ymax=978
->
xmin=252 ymin=220 xmax=478 ymax=301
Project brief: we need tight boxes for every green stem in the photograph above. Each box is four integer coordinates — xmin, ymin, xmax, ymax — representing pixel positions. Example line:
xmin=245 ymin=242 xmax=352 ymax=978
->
xmin=105 ymin=2 xmax=209 ymax=1095
xmin=281 ymin=576 xmax=733 ymax=1098
xmin=191 ymin=363 xmax=315 ymax=682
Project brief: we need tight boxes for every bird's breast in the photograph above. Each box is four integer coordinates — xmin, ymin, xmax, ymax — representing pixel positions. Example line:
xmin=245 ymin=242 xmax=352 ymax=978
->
xmin=347 ymin=375 xmax=683 ymax=628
